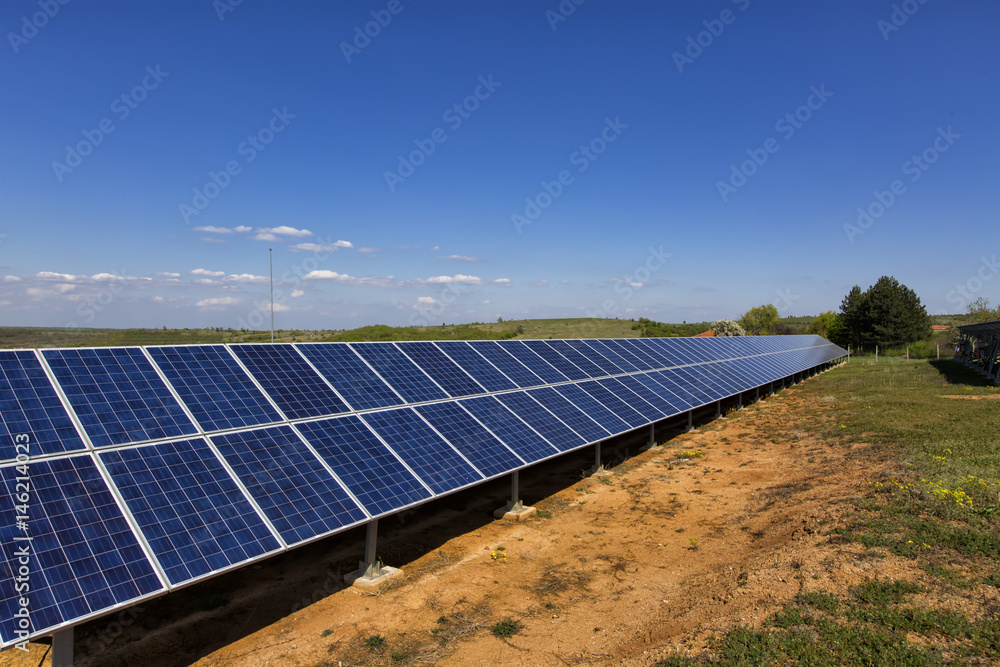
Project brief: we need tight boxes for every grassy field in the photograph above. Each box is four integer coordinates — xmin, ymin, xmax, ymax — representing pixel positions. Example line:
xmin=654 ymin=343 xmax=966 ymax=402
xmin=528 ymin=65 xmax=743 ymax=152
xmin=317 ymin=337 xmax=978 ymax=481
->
xmin=662 ymin=358 xmax=1000 ymax=665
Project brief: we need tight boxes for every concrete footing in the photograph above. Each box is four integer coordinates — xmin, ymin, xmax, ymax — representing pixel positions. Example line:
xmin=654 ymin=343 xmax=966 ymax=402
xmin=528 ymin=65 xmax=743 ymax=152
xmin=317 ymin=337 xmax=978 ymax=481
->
xmin=493 ymin=500 xmax=537 ymax=520
xmin=344 ymin=562 xmax=404 ymax=589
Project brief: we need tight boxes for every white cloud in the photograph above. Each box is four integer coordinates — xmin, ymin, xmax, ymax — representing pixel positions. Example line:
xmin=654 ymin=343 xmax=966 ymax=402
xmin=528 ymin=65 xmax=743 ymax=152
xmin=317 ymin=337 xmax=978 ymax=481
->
xmin=152 ymin=296 xmax=164 ymax=302
xmin=224 ymin=273 xmax=269 ymax=284
xmin=155 ymin=272 xmax=181 ymax=278
xmin=196 ymin=296 xmax=242 ymax=309
xmin=529 ymin=280 xmax=549 ymax=287
xmin=417 ymin=296 xmax=436 ymax=304
xmin=291 ymin=289 xmax=304 ymax=298
xmin=481 ymin=299 xmax=491 ymax=305
xmin=560 ymin=279 xmax=570 ymax=285
xmin=440 ymin=254 xmax=481 ymax=262
xmin=257 ymin=225 xmax=312 ymax=238
xmin=190 ymin=268 xmax=225 ymax=278
xmin=54 ymin=284 xmax=76 ymax=293
xmin=289 ymin=240 xmax=352 ymax=253
xmin=302 ymin=270 xmax=396 ymax=287
xmin=194 ymin=226 xmax=233 ymax=234
xmin=3 ymin=275 xmax=21 ymax=282
xmin=192 ymin=278 xmax=220 ymax=285
xmin=34 ymin=271 xmax=80 ymax=282
xmin=424 ymin=274 xmax=484 ymax=285
xmin=493 ymin=278 xmax=512 ymax=286
xmin=200 ymin=237 xmax=227 ymax=244
xmin=234 ymin=225 xmax=252 ymax=233
xmin=90 ymin=273 xmax=125 ymax=281
xmin=357 ymin=247 xmax=380 ymax=253
xmin=253 ymin=232 xmax=278 ymax=242
xmin=272 ymin=303 xmax=292 ymax=312
xmin=431 ymin=245 xmax=440 ymax=251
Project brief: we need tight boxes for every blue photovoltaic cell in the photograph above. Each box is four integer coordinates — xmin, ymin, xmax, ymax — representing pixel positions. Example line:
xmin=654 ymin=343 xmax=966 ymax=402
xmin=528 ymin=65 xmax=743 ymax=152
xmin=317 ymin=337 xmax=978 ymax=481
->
xmin=521 ymin=341 xmax=589 ymax=380
xmin=295 ymin=343 xmax=404 ymax=411
xmin=458 ymin=396 xmax=558 ymax=463
xmin=435 ymin=342 xmax=517 ymax=392
xmin=397 ymin=342 xmax=485 ymax=397
xmin=296 ymin=416 xmax=431 ymax=516
xmin=0 ymin=456 xmax=164 ymax=644
xmin=100 ymin=438 xmax=281 ymax=586
xmin=147 ymin=346 xmax=283 ymax=432
xmin=600 ymin=339 xmax=655 ymax=371
xmin=466 ymin=341 xmax=545 ymax=388
xmin=527 ymin=386 xmax=609 ymax=443
xmin=43 ymin=348 xmax=197 ymax=448
xmin=211 ymin=426 xmax=368 ymax=546
xmin=597 ymin=378 xmax=664 ymax=422
xmin=663 ymin=368 xmax=714 ymax=406
xmin=613 ymin=375 xmax=674 ymax=419
xmin=553 ymin=383 xmax=631 ymax=436
xmin=230 ymin=344 xmax=349 ymax=420
xmin=619 ymin=338 xmax=673 ymax=369
xmin=350 ymin=343 xmax=449 ymax=404
xmin=544 ymin=340 xmax=607 ymax=377
xmin=576 ymin=380 xmax=647 ymax=428
xmin=655 ymin=339 xmax=696 ymax=364
xmin=649 ymin=370 xmax=702 ymax=407
xmin=0 ymin=350 xmax=84 ymax=461
xmin=496 ymin=341 xmax=568 ymax=384
xmin=631 ymin=373 xmax=693 ymax=412
xmin=495 ymin=392 xmax=583 ymax=451
xmin=584 ymin=340 xmax=639 ymax=372
xmin=415 ymin=402 xmax=524 ymax=478
xmin=361 ymin=408 xmax=482 ymax=494
xmin=563 ymin=340 xmax=624 ymax=375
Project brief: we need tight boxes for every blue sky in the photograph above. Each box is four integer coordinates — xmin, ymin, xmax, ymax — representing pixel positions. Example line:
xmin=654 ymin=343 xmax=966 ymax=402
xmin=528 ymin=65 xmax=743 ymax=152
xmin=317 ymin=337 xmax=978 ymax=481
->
xmin=2 ymin=0 xmax=997 ymax=331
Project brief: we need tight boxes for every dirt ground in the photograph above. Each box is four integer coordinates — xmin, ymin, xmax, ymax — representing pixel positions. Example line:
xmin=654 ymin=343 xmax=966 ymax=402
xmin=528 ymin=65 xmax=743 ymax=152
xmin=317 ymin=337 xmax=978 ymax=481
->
xmin=6 ymin=372 xmax=927 ymax=666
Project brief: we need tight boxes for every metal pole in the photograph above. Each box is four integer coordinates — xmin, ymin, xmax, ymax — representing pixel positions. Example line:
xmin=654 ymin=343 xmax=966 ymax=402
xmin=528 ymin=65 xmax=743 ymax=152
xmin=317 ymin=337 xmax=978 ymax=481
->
xmin=594 ymin=441 xmax=602 ymax=471
xmin=52 ymin=627 xmax=73 ymax=667
xmin=269 ymin=248 xmax=274 ymax=343
xmin=510 ymin=470 xmax=519 ymax=505
xmin=364 ymin=519 xmax=379 ymax=577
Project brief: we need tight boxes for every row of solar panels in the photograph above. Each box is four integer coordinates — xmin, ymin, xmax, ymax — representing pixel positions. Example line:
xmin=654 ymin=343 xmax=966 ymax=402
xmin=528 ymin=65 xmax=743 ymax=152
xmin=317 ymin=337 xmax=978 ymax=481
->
xmin=0 ymin=336 xmax=846 ymax=646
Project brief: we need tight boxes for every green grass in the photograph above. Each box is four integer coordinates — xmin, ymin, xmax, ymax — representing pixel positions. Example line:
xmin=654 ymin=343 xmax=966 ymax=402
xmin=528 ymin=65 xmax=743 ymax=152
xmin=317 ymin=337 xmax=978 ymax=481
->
xmin=491 ymin=617 xmax=522 ymax=638
xmin=656 ymin=358 xmax=1000 ymax=666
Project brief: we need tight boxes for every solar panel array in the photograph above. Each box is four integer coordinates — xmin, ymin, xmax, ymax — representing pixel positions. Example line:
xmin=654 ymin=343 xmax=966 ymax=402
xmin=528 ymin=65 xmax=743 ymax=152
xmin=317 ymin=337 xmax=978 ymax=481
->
xmin=0 ymin=335 xmax=845 ymax=645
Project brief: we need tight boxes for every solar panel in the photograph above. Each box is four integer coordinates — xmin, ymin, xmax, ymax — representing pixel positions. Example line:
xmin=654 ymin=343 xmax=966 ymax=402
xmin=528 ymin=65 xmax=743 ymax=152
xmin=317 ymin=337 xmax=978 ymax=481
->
xmin=544 ymin=340 xmax=608 ymax=378
xmin=520 ymin=340 xmax=590 ymax=381
xmin=210 ymin=426 xmax=368 ymax=546
xmin=434 ymin=341 xmax=518 ymax=392
xmin=0 ymin=455 xmax=164 ymax=643
xmin=574 ymin=380 xmax=648 ymax=428
xmin=584 ymin=339 xmax=639 ymax=372
xmin=360 ymin=408 xmax=483 ymax=494
xmin=0 ymin=350 xmax=85 ymax=461
xmin=295 ymin=343 xmax=405 ymax=411
xmin=0 ymin=334 xmax=847 ymax=649
xmin=350 ymin=343 xmax=449 ymax=404
xmin=415 ymin=402 xmax=524 ymax=478
xmin=465 ymin=341 xmax=545 ymax=388
xmin=43 ymin=348 xmax=197 ymax=448
xmin=295 ymin=416 xmax=431 ymax=516
xmin=396 ymin=342 xmax=486 ymax=397
xmin=563 ymin=339 xmax=624 ymax=375
xmin=496 ymin=341 xmax=568 ymax=384
xmin=147 ymin=345 xmax=283 ymax=432
xmin=457 ymin=396 xmax=559 ymax=463
xmin=526 ymin=387 xmax=610 ymax=443
xmin=230 ymin=344 xmax=349 ymax=420
xmin=495 ymin=391 xmax=584 ymax=452
xmin=99 ymin=438 xmax=282 ymax=586
xmin=552 ymin=383 xmax=632 ymax=436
